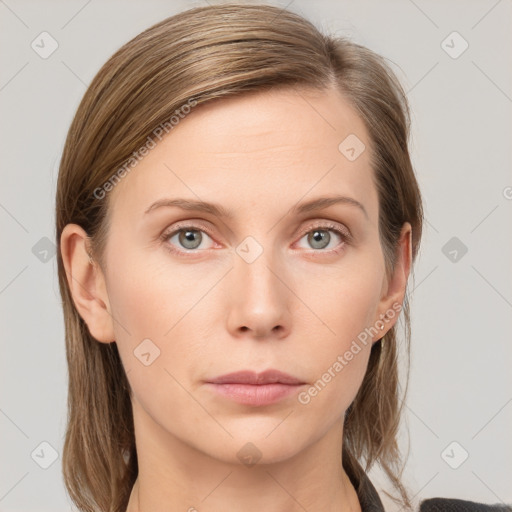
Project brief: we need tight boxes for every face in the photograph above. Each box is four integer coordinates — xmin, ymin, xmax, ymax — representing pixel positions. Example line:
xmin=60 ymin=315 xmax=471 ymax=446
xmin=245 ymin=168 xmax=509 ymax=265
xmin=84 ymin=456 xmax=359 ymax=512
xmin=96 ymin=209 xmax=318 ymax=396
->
xmin=65 ymin=85 xmax=410 ymax=467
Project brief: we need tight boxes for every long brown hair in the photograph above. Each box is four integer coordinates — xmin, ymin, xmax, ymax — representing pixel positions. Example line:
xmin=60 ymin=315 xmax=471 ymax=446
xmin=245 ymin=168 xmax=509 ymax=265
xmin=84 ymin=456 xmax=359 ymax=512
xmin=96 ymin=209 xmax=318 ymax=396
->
xmin=55 ymin=3 xmax=423 ymax=511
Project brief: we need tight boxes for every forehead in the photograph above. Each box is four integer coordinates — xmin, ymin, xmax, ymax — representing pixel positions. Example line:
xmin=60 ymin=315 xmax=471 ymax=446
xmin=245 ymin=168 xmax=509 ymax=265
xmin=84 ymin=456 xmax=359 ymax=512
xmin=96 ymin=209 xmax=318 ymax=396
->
xmin=107 ymin=86 xmax=377 ymax=223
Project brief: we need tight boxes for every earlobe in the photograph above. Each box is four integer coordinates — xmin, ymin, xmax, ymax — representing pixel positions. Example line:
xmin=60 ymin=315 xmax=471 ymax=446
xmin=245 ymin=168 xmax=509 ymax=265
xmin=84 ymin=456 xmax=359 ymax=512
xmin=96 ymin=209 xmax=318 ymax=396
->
xmin=373 ymin=222 xmax=413 ymax=339
xmin=60 ymin=224 xmax=115 ymax=343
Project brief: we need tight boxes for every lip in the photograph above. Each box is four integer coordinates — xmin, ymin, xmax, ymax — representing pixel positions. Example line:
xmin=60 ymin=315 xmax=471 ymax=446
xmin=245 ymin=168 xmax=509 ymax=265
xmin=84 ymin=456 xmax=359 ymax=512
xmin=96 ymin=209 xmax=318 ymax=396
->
xmin=206 ymin=369 xmax=305 ymax=385
xmin=205 ymin=370 xmax=306 ymax=406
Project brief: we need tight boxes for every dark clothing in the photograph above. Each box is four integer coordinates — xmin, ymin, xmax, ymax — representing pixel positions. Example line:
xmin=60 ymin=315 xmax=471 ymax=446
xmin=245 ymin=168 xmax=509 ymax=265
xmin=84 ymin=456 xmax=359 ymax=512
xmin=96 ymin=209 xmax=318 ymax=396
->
xmin=345 ymin=461 xmax=512 ymax=512
xmin=419 ymin=498 xmax=512 ymax=512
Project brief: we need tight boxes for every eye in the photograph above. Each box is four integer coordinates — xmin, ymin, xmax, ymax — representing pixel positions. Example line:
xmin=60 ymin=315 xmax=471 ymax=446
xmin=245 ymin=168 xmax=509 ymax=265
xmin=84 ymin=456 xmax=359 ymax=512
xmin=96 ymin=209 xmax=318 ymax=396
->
xmin=159 ymin=221 xmax=351 ymax=257
xmin=160 ymin=225 xmax=215 ymax=254
xmin=296 ymin=223 xmax=349 ymax=253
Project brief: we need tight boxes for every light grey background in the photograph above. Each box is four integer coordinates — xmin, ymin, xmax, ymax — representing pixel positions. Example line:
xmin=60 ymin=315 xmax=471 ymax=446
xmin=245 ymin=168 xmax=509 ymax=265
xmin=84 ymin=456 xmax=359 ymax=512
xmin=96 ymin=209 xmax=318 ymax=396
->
xmin=1 ymin=0 xmax=511 ymax=510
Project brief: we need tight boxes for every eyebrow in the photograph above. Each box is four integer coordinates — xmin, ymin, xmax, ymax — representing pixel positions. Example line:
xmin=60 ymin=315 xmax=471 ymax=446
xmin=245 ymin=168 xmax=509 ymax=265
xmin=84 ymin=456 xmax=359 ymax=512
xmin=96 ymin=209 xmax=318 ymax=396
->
xmin=144 ymin=194 xmax=368 ymax=220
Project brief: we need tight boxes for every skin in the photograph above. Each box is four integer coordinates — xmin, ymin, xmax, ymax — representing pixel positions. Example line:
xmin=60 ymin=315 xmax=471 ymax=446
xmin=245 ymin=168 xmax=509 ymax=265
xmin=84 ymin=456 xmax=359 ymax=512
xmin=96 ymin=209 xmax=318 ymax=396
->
xmin=61 ymin=85 xmax=412 ymax=512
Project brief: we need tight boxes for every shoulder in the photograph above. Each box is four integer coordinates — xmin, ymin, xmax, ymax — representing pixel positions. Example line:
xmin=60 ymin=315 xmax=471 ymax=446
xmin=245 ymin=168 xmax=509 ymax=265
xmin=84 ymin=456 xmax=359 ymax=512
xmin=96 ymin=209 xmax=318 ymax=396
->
xmin=419 ymin=497 xmax=512 ymax=512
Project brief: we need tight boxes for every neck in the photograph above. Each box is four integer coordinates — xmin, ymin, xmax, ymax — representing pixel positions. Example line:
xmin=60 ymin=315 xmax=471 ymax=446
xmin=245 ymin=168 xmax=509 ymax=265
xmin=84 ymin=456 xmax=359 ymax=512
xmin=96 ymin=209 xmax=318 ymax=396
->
xmin=125 ymin=399 xmax=361 ymax=512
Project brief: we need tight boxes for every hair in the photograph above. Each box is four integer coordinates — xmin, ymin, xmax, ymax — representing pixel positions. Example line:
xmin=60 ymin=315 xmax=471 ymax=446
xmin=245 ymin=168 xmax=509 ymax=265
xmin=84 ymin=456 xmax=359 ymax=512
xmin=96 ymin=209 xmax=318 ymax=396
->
xmin=55 ymin=2 xmax=423 ymax=511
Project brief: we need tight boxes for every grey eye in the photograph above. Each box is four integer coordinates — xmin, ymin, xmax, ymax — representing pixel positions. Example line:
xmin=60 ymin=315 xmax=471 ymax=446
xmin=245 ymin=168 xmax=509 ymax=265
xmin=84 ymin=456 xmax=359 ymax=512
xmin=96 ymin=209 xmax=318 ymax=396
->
xmin=177 ymin=229 xmax=203 ymax=250
xmin=307 ymin=229 xmax=332 ymax=250
xmin=163 ymin=225 xmax=215 ymax=254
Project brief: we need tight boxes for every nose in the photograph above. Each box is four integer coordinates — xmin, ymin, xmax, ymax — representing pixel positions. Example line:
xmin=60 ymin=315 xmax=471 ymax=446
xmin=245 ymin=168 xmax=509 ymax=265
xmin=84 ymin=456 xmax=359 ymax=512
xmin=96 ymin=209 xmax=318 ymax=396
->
xmin=226 ymin=246 xmax=291 ymax=340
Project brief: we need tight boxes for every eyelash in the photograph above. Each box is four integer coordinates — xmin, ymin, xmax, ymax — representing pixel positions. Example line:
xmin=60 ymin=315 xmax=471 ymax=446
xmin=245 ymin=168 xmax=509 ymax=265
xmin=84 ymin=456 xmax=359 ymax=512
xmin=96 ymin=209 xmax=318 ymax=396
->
xmin=159 ymin=221 xmax=351 ymax=257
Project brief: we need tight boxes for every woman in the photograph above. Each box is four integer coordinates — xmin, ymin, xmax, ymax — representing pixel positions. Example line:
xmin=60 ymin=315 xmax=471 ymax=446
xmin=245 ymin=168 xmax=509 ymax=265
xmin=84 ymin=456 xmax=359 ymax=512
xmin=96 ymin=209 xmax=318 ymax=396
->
xmin=55 ymin=3 xmax=508 ymax=512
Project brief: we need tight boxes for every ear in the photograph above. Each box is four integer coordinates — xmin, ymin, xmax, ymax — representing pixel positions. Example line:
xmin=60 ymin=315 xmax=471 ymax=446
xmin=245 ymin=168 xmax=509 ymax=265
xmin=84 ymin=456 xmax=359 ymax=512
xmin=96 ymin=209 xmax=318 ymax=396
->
xmin=372 ymin=222 xmax=412 ymax=342
xmin=60 ymin=223 xmax=115 ymax=343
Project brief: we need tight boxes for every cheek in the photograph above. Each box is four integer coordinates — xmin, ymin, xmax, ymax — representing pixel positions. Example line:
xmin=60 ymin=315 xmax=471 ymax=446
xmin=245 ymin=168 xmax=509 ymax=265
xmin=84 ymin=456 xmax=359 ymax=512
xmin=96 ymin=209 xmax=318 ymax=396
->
xmin=104 ymin=257 xmax=206 ymax=426
xmin=108 ymin=272 xmax=171 ymax=340
xmin=105 ymin=246 xmax=203 ymax=340
xmin=298 ymin=252 xmax=385 ymax=343
xmin=103 ymin=247 xmax=216 ymax=386
xmin=299 ymin=345 xmax=371 ymax=417
xmin=295 ymin=255 xmax=384 ymax=401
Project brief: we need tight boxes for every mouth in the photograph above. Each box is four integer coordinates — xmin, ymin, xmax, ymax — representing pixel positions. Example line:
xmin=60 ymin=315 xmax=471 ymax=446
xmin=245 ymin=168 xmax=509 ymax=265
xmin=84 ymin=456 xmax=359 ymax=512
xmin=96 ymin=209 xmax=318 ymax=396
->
xmin=204 ymin=369 xmax=307 ymax=406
